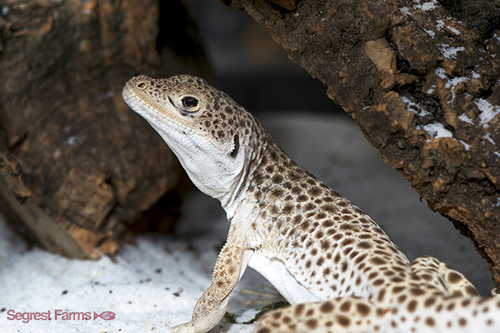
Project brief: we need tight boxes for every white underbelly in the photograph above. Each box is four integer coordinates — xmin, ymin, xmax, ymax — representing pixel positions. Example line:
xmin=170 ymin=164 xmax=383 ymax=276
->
xmin=248 ymin=251 xmax=323 ymax=304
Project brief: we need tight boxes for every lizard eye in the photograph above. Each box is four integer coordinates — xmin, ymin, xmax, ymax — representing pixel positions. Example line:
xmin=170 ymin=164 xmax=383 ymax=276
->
xmin=181 ymin=96 xmax=201 ymax=112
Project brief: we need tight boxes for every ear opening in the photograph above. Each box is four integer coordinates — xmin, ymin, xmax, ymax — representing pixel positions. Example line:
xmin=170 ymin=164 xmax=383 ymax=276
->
xmin=230 ymin=135 xmax=239 ymax=158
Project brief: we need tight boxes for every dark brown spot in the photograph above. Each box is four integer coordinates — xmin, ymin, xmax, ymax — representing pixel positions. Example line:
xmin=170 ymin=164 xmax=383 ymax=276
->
xmin=298 ymin=194 xmax=308 ymax=202
xmin=425 ymin=317 xmax=435 ymax=327
xmin=340 ymin=261 xmax=348 ymax=272
xmin=308 ymin=186 xmax=321 ymax=196
xmin=393 ymin=286 xmax=405 ymax=294
xmin=376 ymin=308 xmax=389 ymax=317
xmin=410 ymin=288 xmax=425 ymax=296
xmin=320 ymin=301 xmax=335 ymax=313
xmin=343 ymin=247 xmax=353 ymax=255
xmin=283 ymin=203 xmax=293 ymax=213
xmin=355 ymin=253 xmax=368 ymax=264
xmin=349 ymin=251 xmax=359 ymax=259
xmin=271 ymin=188 xmax=284 ymax=198
xmin=305 ymin=319 xmax=318 ymax=329
xmin=356 ymin=303 xmax=371 ymax=316
xmin=377 ymin=289 xmax=386 ymax=302
xmin=407 ymin=300 xmax=418 ymax=313
xmin=398 ymin=295 xmax=407 ymax=303
xmin=322 ymin=220 xmax=334 ymax=228
xmin=304 ymin=203 xmax=315 ymax=211
xmin=424 ymin=298 xmax=436 ymax=308
xmin=371 ymin=257 xmax=387 ymax=265
xmin=293 ymin=215 xmax=303 ymax=224
xmin=315 ymin=230 xmax=324 ymax=239
xmin=294 ymin=304 xmax=305 ymax=316
xmin=336 ymin=315 xmax=351 ymax=327
xmin=341 ymin=238 xmax=355 ymax=246
xmin=465 ymin=285 xmax=479 ymax=296
xmin=340 ymin=301 xmax=351 ymax=312
xmin=357 ymin=241 xmax=373 ymax=249
xmin=272 ymin=174 xmax=283 ymax=184
xmin=447 ymin=271 xmax=463 ymax=284
xmin=320 ymin=239 xmax=331 ymax=250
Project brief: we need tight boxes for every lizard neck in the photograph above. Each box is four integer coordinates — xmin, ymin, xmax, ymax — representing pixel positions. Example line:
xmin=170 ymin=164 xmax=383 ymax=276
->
xmin=223 ymin=130 xmax=274 ymax=220
xmin=224 ymin=139 xmax=288 ymax=220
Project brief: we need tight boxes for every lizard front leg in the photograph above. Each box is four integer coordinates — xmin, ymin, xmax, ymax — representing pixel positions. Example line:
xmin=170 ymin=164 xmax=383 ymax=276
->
xmin=173 ymin=228 xmax=253 ymax=333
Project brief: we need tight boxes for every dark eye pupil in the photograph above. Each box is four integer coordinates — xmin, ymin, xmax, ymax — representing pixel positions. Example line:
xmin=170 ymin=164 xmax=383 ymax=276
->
xmin=183 ymin=97 xmax=198 ymax=108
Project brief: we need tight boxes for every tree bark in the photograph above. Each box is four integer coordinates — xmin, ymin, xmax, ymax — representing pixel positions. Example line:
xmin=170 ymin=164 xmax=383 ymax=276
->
xmin=217 ymin=0 xmax=500 ymax=287
xmin=0 ymin=0 xmax=185 ymax=259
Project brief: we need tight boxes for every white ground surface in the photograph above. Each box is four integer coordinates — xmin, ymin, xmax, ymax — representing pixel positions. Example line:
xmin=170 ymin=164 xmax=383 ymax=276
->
xmin=0 ymin=113 xmax=493 ymax=333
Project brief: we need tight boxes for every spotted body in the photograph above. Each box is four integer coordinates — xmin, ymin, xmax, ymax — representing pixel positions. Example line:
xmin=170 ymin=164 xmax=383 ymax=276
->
xmin=122 ymin=75 xmax=500 ymax=333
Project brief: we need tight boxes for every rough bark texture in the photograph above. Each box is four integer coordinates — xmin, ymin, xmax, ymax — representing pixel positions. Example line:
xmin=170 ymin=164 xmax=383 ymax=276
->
xmin=0 ymin=0 xmax=183 ymax=259
xmin=218 ymin=0 xmax=500 ymax=287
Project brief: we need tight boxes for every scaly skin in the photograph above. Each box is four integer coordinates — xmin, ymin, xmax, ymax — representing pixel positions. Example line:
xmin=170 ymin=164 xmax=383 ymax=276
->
xmin=122 ymin=75 xmax=500 ymax=333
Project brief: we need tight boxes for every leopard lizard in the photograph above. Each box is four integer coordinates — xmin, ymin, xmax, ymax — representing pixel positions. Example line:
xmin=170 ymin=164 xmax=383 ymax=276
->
xmin=122 ymin=74 xmax=500 ymax=333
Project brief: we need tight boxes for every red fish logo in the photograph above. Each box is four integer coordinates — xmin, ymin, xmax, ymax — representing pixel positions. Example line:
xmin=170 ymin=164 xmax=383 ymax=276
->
xmin=94 ymin=311 xmax=116 ymax=320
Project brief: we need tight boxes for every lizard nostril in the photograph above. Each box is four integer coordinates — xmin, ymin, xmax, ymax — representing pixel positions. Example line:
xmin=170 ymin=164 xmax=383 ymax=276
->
xmin=137 ymin=82 xmax=147 ymax=89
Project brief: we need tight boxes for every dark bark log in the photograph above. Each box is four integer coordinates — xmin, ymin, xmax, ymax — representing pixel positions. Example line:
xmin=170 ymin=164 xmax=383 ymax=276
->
xmin=0 ymin=0 xmax=189 ymax=258
xmin=217 ymin=0 xmax=500 ymax=287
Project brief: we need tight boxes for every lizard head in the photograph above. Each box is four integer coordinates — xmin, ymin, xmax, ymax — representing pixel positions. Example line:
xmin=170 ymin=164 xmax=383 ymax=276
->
xmin=122 ymin=74 xmax=265 ymax=211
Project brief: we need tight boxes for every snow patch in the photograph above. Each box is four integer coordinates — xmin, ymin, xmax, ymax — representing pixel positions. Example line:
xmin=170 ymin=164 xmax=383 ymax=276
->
xmin=401 ymin=96 xmax=431 ymax=117
xmin=439 ymin=44 xmax=465 ymax=59
xmin=414 ymin=0 xmax=438 ymax=11
xmin=423 ymin=28 xmax=436 ymax=37
xmin=63 ymin=135 xmax=87 ymax=146
xmin=484 ymin=133 xmax=496 ymax=145
xmin=458 ymin=113 xmax=473 ymax=125
xmin=434 ymin=68 xmax=468 ymax=106
xmin=236 ymin=308 xmax=262 ymax=324
xmin=447 ymin=26 xmax=460 ymax=35
xmin=400 ymin=6 xmax=411 ymax=16
xmin=421 ymin=123 xmax=453 ymax=139
xmin=419 ymin=123 xmax=471 ymax=150
xmin=436 ymin=19 xmax=445 ymax=31
xmin=460 ymin=140 xmax=470 ymax=151
xmin=475 ymin=98 xmax=500 ymax=126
